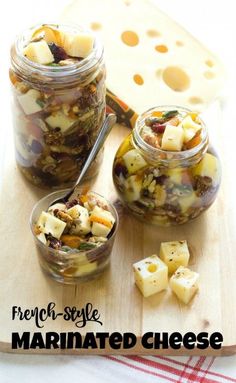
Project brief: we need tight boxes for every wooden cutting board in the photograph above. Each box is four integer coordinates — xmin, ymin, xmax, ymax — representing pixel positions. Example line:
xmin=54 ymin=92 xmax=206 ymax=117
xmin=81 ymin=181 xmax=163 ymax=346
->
xmin=0 ymin=102 xmax=236 ymax=355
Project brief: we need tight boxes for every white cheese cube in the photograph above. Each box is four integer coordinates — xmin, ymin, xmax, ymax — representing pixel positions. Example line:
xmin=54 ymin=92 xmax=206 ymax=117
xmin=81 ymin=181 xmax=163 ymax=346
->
xmin=133 ymin=255 xmax=168 ymax=297
xmin=161 ymin=125 xmax=184 ymax=151
xmin=68 ymin=205 xmax=91 ymax=235
xmin=123 ymin=149 xmax=147 ymax=174
xmin=63 ymin=32 xmax=94 ymax=58
xmin=90 ymin=206 xmax=115 ymax=226
xmin=23 ymin=40 xmax=54 ymax=64
xmin=67 ymin=204 xmax=83 ymax=219
xmin=90 ymin=206 xmax=115 ymax=237
xmin=170 ymin=266 xmax=199 ymax=304
xmin=91 ymin=222 xmax=111 ymax=237
xmin=182 ymin=115 xmax=202 ymax=143
xmin=159 ymin=240 xmax=190 ymax=274
xmin=193 ymin=153 xmax=220 ymax=185
xmin=124 ymin=175 xmax=142 ymax=202
xmin=36 ymin=232 xmax=47 ymax=245
xmin=64 ymin=254 xmax=97 ymax=276
xmin=178 ymin=192 xmax=199 ymax=213
xmin=45 ymin=111 xmax=76 ymax=133
xmin=74 ymin=261 xmax=97 ymax=276
xmin=36 ymin=211 xmax=66 ymax=239
xmin=18 ymin=89 xmax=43 ymax=115
xmin=166 ymin=168 xmax=182 ymax=184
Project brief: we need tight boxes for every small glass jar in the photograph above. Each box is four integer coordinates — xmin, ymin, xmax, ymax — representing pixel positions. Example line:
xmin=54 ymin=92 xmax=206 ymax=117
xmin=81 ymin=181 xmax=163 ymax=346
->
xmin=30 ymin=190 xmax=119 ymax=284
xmin=113 ymin=106 xmax=221 ymax=226
xmin=10 ymin=24 xmax=106 ymax=188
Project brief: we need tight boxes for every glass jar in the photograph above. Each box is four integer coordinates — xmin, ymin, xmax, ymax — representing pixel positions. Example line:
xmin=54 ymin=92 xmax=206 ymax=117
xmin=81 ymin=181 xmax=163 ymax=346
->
xmin=113 ymin=106 xmax=221 ymax=226
xmin=10 ymin=24 xmax=106 ymax=188
xmin=30 ymin=190 xmax=119 ymax=284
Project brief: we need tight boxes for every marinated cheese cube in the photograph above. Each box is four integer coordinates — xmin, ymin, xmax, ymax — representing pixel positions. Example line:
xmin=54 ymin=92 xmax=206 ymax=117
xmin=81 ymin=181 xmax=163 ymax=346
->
xmin=73 ymin=254 xmax=97 ymax=276
xmin=36 ymin=211 xmax=66 ymax=239
xmin=18 ymin=89 xmax=43 ymax=115
xmin=170 ymin=266 xmax=199 ymax=304
xmin=68 ymin=205 xmax=91 ymax=235
xmin=124 ymin=175 xmax=142 ymax=202
xmin=133 ymin=255 xmax=168 ymax=297
xmin=178 ymin=192 xmax=199 ymax=213
xmin=23 ymin=40 xmax=54 ymax=64
xmin=123 ymin=149 xmax=147 ymax=174
xmin=159 ymin=240 xmax=190 ymax=274
xmin=45 ymin=111 xmax=76 ymax=133
xmin=181 ymin=115 xmax=202 ymax=143
xmin=161 ymin=125 xmax=184 ymax=151
xmin=90 ymin=206 xmax=115 ymax=237
xmin=166 ymin=168 xmax=182 ymax=184
xmin=36 ymin=232 xmax=47 ymax=245
xmin=193 ymin=153 xmax=220 ymax=184
xmin=63 ymin=32 xmax=94 ymax=58
xmin=75 ymin=261 xmax=97 ymax=276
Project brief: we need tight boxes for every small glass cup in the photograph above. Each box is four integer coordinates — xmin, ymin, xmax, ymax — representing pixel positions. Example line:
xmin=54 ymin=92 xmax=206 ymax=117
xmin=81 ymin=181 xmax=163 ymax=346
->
xmin=30 ymin=190 xmax=119 ymax=284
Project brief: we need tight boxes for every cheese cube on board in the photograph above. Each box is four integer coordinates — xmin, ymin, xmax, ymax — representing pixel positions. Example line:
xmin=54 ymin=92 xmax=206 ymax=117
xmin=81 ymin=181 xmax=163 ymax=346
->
xmin=159 ymin=240 xmax=190 ymax=274
xmin=170 ymin=266 xmax=199 ymax=304
xmin=133 ymin=255 xmax=168 ymax=297
xmin=62 ymin=0 xmax=225 ymax=114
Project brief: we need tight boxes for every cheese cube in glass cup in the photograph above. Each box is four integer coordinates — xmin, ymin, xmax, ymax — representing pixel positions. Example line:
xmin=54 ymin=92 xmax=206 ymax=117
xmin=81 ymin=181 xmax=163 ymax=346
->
xmin=133 ymin=255 xmax=168 ymax=297
xmin=159 ymin=240 xmax=190 ymax=274
xmin=170 ymin=266 xmax=199 ymax=304
xmin=30 ymin=190 xmax=118 ymax=284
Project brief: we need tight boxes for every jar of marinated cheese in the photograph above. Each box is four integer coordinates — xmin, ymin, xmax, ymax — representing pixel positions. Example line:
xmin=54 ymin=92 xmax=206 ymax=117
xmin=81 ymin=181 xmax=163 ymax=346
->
xmin=10 ymin=24 xmax=106 ymax=188
xmin=113 ymin=106 xmax=221 ymax=226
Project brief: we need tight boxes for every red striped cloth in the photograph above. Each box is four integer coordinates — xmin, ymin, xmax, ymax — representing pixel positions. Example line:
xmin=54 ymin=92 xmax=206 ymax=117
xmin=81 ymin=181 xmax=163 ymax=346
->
xmin=105 ymin=355 xmax=236 ymax=382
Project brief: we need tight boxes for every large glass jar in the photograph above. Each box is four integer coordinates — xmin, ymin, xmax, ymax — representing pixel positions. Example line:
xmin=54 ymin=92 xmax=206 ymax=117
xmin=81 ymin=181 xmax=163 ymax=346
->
xmin=113 ymin=106 xmax=221 ymax=226
xmin=10 ymin=24 xmax=106 ymax=188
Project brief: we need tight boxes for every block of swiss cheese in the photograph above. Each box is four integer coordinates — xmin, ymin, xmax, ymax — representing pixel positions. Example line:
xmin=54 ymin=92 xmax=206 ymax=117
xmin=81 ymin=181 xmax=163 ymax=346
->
xmin=61 ymin=0 xmax=225 ymax=127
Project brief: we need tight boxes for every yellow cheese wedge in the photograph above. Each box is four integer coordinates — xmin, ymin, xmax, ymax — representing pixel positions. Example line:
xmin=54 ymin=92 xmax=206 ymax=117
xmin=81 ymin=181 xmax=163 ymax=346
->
xmin=61 ymin=0 xmax=225 ymax=113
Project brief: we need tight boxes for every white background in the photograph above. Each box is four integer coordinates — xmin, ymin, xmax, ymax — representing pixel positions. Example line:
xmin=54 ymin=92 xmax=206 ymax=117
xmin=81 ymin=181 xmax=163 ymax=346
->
xmin=1 ymin=0 xmax=236 ymax=381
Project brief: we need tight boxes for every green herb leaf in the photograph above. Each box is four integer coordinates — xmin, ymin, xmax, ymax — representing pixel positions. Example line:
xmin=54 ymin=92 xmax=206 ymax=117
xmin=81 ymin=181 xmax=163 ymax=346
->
xmin=163 ymin=110 xmax=178 ymax=119
xmin=36 ymin=99 xmax=45 ymax=108
xmin=78 ymin=242 xmax=97 ymax=250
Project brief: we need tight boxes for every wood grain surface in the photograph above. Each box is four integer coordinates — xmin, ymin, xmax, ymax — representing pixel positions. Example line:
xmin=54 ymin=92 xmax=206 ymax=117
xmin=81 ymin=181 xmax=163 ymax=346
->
xmin=0 ymin=100 xmax=236 ymax=354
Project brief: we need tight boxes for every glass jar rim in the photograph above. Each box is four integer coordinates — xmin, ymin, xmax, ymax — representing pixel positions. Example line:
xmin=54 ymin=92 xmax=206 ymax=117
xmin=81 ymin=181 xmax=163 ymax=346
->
xmin=133 ymin=105 xmax=208 ymax=162
xmin=29 ymin=189 xmax=119 ymax=261
xmin=11 ymin=23 xmax=104 ymax=82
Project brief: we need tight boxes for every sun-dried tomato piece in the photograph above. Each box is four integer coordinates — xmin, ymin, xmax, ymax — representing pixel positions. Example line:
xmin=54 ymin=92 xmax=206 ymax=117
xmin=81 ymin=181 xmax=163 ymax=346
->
xmin=48 ymin=43 xmax=68 ymax=63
